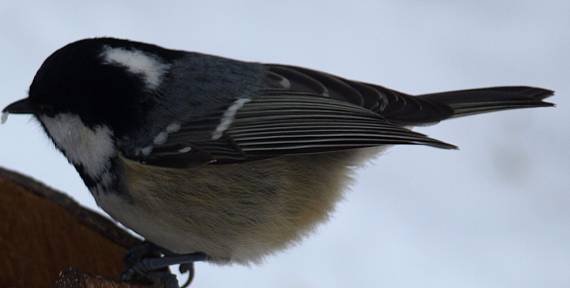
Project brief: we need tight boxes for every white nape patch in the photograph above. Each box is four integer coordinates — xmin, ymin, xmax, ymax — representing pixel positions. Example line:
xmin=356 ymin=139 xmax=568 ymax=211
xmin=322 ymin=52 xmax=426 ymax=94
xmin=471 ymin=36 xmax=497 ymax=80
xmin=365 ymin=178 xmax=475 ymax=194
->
xmin=1 ymin=112 xmax=8 ymax=124
xmin=212 ymin=98 xmax=251 ymax=140
xmin=100 ymin=46 xmax=170 ymax=89
xmin=178 ymin=146 xmax=192 ymax=153
xmin=40 ymin=114 xmax=115 ymax=178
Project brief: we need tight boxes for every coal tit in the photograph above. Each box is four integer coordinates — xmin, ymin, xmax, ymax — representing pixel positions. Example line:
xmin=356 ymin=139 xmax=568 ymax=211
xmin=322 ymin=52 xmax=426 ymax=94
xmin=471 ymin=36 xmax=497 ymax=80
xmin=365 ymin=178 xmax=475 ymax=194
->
xmin=2 ymin=38 xmax=554 ymax=284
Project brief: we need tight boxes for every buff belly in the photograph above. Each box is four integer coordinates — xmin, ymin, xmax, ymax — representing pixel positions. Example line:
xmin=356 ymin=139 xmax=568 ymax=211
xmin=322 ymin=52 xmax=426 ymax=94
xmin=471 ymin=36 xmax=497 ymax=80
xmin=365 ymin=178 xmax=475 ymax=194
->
xmin=93 ymin=148 xmax=383 ymax=264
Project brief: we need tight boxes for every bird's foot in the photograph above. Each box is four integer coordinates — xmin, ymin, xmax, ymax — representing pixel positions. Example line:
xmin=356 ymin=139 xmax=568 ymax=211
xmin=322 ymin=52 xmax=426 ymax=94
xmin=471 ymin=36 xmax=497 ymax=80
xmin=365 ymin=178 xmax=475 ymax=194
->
xmin=121 ymin=241 xmax=208 ymax=288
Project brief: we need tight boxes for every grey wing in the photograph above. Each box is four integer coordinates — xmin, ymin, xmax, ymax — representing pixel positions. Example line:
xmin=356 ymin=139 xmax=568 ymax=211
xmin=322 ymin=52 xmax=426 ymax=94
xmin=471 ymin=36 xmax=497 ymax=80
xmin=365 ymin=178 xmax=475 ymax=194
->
xmin=133 ymin=64 xmax=456 ymax=168
xmin=264 ymin=64 xmax=455 ymax=124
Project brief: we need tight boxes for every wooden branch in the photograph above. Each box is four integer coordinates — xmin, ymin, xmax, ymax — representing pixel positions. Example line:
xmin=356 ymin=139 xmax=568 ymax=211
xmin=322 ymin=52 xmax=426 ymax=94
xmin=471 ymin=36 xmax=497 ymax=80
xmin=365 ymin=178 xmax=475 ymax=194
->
xmin=0 ymin=166 xmax=144 ymax=288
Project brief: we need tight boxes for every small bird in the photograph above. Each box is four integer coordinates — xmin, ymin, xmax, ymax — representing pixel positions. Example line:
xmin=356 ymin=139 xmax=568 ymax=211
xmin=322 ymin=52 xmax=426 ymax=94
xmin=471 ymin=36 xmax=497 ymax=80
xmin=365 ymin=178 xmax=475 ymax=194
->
xmin=2 ymin=38 xmax=553 ymax=286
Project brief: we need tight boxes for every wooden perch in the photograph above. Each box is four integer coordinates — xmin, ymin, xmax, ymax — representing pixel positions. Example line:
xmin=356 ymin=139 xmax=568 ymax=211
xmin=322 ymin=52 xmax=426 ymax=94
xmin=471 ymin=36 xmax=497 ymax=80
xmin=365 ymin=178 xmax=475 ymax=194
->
xmin=55 ymin=268 xmax=148 ymax=288
xmin=0 ymin=167 xmax=143 ymax=288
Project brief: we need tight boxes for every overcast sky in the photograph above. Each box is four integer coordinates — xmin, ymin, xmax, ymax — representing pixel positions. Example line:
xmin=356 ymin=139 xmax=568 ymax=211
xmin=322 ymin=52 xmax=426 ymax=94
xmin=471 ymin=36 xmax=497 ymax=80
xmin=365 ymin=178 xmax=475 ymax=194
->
xmin=1 ymin=1 xmax=569 ymax=287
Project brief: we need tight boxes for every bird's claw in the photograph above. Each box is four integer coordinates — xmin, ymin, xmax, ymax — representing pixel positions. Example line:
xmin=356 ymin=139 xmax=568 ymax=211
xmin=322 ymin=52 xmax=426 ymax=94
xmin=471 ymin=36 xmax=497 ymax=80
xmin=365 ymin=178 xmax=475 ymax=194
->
xmin=121 ymin=242 xmax=206 ymax=288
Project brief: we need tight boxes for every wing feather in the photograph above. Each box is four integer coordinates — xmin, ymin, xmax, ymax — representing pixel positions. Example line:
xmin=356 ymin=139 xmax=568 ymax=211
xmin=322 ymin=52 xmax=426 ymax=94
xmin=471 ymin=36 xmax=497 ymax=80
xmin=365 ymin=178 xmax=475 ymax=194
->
xmin=130 ymin=64 xmax=456 ymax=167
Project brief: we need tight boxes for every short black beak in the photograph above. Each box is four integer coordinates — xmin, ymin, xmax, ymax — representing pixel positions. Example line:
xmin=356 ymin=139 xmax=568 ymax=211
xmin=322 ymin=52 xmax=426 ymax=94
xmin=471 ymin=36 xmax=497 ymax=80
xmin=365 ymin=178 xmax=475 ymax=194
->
xmin=3 ymin=98 xmax=35 ymax=114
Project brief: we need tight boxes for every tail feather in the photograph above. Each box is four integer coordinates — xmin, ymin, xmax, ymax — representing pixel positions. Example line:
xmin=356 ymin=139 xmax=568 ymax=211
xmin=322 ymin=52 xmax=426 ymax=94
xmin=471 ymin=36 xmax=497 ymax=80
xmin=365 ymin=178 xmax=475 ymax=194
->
xmin=418 ymin=86 xmax=554 ymax=119
xmin=378 ymin=86 xmax=554 ymax=125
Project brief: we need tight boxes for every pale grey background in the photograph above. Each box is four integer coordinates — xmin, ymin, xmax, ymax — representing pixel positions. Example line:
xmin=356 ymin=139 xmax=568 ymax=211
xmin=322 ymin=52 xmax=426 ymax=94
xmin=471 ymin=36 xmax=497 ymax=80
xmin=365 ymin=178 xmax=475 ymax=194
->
xmin=1 ymin=1 xmax=569 ymax=287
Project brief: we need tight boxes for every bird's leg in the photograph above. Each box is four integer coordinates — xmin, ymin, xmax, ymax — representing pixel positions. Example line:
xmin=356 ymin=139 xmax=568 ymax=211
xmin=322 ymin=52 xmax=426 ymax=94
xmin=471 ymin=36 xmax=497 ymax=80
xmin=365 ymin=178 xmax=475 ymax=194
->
xmin=121 ymin=241 xmax=208 ymax=288
xmin=121 ymin=241 xmax=172 ymax=286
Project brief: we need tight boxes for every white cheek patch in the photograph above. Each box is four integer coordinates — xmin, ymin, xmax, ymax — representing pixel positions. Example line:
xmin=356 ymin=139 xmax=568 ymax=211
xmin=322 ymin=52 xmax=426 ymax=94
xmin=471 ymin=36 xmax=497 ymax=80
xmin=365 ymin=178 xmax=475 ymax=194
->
xmin=40 ymin=113 xmax=116 ymax=178
xmin=100 ymin=46 xmax=170 ymax=89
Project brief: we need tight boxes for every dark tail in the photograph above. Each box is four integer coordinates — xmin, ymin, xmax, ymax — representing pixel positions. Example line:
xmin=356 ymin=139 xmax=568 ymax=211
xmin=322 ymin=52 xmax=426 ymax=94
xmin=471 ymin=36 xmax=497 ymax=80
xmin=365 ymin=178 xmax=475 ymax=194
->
xmin=419 ymin=86 xmax=554 ymax=118
xmin=381 ymin=86 xmax=554 ymax=125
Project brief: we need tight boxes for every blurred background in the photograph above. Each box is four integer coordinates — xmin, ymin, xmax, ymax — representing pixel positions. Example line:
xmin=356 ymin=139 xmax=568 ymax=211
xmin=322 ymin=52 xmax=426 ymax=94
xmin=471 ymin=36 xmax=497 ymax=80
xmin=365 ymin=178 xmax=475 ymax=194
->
xmin=1 ymin=1 xmax=568 ymax=287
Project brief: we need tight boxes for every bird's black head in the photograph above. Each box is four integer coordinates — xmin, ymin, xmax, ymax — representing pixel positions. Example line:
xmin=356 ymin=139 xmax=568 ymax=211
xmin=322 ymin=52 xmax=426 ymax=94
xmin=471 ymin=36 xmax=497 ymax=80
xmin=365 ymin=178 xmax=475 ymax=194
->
xmin=3 ymin=37 xmax=181 ymax=137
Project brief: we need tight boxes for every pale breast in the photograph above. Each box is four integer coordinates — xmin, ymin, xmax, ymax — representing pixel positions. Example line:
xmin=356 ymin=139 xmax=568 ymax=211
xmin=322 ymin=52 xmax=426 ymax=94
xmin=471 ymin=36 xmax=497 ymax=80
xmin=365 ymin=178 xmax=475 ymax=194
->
xmin=95 ymin=148 xmax=385 ymax=264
